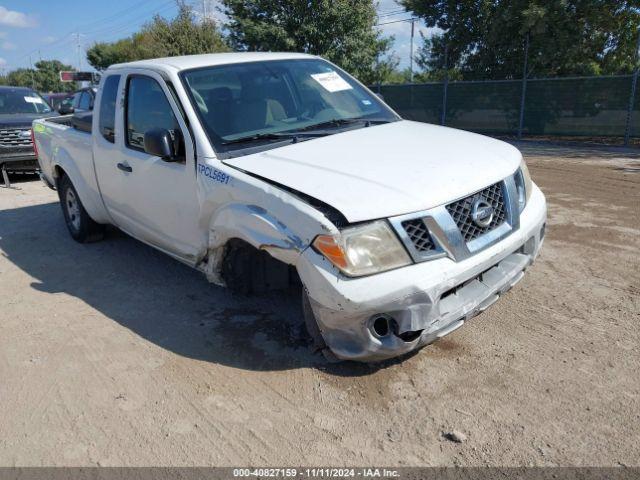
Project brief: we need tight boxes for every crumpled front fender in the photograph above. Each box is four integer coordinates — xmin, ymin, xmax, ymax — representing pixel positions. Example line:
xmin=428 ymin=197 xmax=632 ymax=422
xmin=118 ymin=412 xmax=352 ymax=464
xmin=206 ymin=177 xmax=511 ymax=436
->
xmin=209 ymin=203 xmax=306 ymax=265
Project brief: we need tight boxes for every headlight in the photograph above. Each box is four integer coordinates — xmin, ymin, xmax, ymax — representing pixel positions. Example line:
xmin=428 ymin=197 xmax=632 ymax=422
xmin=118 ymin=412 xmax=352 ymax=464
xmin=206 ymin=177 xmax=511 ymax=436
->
xmin=514 ymin=159 xmax=533 ymax=212
xmin=312 ymin=220 xmax=412 ymax=277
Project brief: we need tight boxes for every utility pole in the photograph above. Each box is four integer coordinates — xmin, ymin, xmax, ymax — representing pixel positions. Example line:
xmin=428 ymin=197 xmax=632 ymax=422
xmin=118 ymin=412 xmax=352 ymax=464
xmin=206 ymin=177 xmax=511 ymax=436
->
xmin=441 ymin=39 xmax=449 ymax=126
xmin=624 ymin=27 xmax=640 ymax=146
xmin=376 ymin=51 xmax=381 ymax=94
xmin=74 ymin=32 xmax=83 ymax=71
xmin=202 ymin=0 xmax=207 ymax=21
xmin=517 ymin=31 xmax=530 ymax=140
xmin=28 ymin=55 xmax=36 ymax=89
xmin=409 ymin=18 xmax=416 ymax=83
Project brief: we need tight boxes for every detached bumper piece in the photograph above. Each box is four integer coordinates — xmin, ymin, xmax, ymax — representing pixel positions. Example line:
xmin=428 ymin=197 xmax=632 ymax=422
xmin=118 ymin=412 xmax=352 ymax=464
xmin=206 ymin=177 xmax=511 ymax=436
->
xmin=424 ymin=249 xmax=531 ymax=339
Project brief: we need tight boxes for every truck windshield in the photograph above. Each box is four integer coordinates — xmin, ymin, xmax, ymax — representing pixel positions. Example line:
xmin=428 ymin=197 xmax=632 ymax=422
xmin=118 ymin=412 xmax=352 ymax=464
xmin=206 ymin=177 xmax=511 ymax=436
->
xmin=180 ymin=58 xmax=398 ymax=155
xmin=0 ymin=89 xmax=52 ymax=114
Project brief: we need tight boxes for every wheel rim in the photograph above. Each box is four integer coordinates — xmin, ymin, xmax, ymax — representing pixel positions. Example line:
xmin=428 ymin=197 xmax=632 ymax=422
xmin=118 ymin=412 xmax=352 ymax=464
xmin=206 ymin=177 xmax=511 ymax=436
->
xmin=65 ymin=188 xmax=81 ymax=231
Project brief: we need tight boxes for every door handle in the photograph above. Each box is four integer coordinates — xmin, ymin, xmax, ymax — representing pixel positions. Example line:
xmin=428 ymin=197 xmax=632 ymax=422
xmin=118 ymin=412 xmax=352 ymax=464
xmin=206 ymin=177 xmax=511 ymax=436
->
xmin=117 ymin=163 xmax=132 ymax=173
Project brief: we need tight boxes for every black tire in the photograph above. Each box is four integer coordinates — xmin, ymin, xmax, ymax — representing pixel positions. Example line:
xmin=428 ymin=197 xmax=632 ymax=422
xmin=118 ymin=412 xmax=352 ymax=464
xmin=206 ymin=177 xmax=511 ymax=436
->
xmin=302 ymin=288 xmax=340 ymax=363
xmin=222 ymin=240 xmax=256 ymax=295
xmin=222 ymin=239 xmax=292 ymax=295
xmin=58 ymin=174 xmax=105 ymax=243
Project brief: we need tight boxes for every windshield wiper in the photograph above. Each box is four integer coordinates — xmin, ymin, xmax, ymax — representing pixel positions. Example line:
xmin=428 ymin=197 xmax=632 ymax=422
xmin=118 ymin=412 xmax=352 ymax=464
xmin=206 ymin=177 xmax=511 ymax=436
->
xmin=221 ymin=131 xmax=326 ymax=146
xmin=220 ymin=118 xmax=393 ymax=146
xmin=295 ymin=117 xmax=392 ymax=133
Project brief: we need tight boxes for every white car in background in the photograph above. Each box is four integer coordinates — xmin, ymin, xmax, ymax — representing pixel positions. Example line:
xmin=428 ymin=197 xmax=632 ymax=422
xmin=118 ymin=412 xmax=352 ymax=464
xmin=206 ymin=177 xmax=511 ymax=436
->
xmin=33 ymin=52 xmax=546 ymax=362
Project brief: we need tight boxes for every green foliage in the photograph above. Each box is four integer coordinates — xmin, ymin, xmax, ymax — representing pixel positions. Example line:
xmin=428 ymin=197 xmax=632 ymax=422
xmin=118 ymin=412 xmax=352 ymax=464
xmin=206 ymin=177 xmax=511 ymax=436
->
xmin=402 ymin=0 xmax=640 ymax=80
xmin=86 ymin=34 xmax=149 ymax=71
xmin=221 ymin=0 xmax=396 ymax=84
xmin=379 ymin=67 xmax=412 ymax=85
xmin=0 ymin=60 xmax=76 ymax=93
xmin=86 ymin=1 xmax=228 ymax=71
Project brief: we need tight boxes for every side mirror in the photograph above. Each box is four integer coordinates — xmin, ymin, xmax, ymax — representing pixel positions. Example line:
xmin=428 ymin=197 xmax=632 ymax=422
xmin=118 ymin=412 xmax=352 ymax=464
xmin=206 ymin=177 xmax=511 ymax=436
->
xmin=143 ymin=128 xmax=180 ymax=161
xmin=58 ymin=104 xmax=74 ymax=115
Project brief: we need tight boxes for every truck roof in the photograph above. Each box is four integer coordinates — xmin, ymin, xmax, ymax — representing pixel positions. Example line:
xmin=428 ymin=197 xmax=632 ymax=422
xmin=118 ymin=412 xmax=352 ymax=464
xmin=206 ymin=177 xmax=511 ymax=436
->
xmin=108 ymin=52 xmax=316 ymax=74
xmin=0 ymin=85 xmax=36 ymax=92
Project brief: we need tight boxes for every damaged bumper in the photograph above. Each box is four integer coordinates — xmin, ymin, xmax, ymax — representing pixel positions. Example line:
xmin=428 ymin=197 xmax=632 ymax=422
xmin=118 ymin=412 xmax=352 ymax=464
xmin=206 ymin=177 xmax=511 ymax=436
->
xmin=297 ymin=185 xmax=547 ymax=362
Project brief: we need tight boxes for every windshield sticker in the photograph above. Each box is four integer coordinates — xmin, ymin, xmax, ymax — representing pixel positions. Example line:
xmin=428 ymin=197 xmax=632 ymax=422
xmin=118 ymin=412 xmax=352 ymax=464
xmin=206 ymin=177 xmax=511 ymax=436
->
xmin=198 ymin=164 xmax=231 ymax=185
xmin=310 ymin=72 xmax=353 ymax=92
xmin=24 ymin=96 xmax=44 ymax=104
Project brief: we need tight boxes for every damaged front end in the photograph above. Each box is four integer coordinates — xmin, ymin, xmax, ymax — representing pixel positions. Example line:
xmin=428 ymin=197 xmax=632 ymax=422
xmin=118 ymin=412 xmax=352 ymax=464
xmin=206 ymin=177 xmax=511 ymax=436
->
xmin=296 ymin=184 xmax=547 ymax=362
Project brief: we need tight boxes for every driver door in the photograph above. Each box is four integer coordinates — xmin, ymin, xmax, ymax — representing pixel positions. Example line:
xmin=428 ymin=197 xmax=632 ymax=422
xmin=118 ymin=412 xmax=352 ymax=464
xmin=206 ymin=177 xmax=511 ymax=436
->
xmin=104 ymin=71 xmax=203 ymax=262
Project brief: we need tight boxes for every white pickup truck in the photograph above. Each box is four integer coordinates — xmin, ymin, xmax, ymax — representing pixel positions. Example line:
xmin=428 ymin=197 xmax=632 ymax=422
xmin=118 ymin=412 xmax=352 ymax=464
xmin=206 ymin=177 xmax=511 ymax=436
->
xmin=34 ymin=52 xmax=546 ymax=362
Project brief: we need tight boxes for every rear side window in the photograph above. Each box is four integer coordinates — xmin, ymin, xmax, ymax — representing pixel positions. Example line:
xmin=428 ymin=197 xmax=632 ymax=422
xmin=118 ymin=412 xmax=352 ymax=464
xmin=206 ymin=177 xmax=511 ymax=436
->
xmin=99 ymin=76 xmax=120 ymax=143
xmin=72 ymin=92 xmax=82 ymax=108
xmin=78 ymin=91 xmax=92 ymax=110
xmin=125 ymin=75 xmax=179 ymax=150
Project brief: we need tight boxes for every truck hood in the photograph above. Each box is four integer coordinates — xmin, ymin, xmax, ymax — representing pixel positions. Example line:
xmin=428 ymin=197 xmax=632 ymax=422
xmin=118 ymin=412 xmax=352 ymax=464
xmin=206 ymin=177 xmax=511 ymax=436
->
xmin=0 ymin=112 xmax=58 ymax=128
xmin=223 ymin=120 xmax=522 ymax=223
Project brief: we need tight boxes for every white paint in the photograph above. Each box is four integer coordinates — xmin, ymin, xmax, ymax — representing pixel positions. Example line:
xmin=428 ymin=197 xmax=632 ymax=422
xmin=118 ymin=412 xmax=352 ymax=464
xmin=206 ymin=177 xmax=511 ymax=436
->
xmin=224 ymin=120 xmax=523 ymax=222
xmin=33 ymin=52 xmax=546 ymax=362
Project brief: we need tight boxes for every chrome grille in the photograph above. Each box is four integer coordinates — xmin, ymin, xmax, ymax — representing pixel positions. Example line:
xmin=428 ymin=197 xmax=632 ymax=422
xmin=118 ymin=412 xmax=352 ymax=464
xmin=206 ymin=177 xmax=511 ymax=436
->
xmin=446 ymin=182 xmax=506 ymax=243
xmin=401 ymin=218 xmax=436 ymax=252
xmin=0 ymin=128 xmax=32 ymax=147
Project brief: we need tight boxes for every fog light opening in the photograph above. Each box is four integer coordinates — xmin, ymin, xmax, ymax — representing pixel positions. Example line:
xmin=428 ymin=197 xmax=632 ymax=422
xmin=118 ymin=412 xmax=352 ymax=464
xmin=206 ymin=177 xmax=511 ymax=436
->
xmin=371 ymin=315 xmax=391 ymax=338
xmin=396 ymin=329 xmax=423 ymax=342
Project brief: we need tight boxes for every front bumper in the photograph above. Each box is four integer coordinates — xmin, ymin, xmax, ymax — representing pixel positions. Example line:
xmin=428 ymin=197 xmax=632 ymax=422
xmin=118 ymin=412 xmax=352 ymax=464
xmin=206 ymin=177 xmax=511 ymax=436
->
xmin=0 ymin=151 xmax=38 ymax=172
xmin=297 ymin=184 xmax=547 ymax=361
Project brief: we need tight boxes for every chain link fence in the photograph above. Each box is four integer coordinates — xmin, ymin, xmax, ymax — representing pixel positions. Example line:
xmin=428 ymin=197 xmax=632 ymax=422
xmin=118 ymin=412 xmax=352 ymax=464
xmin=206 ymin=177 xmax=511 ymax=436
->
xmin=375 ymin=73 xmax=640 ymax=144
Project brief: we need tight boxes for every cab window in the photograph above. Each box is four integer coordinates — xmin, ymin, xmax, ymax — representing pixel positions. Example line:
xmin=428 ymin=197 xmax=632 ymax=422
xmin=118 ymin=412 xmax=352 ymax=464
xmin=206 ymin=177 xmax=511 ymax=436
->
xmin=125 ymin=76 xmax=180 ymax=152
xmin=98 ymin=76 xmax=120 ymax=143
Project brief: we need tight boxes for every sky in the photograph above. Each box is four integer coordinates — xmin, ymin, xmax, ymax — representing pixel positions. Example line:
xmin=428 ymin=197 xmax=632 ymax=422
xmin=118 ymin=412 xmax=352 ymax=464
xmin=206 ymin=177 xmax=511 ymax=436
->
xmin=0 ymin=0 xmax=435 ymax=74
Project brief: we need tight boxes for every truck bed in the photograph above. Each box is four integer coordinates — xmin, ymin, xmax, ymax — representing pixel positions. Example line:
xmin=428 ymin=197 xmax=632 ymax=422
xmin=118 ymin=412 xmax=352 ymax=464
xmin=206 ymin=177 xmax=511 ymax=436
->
xmin=44 ymin=112 xmax=93 ymax=133
xmin=33 ymin=114 xmax=94 ymax=190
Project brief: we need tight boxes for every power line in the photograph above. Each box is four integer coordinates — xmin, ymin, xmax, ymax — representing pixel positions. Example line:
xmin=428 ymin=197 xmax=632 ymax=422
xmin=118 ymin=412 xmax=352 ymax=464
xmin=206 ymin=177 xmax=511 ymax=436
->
xmin=376 ymin=17 xmax=417 ymax=27
xmin=76 ymin=0 xmax=157 ymax=31
xmin=377 ymin=9 xmax=407 ymax=18
xmin=11 ymin=0 xmax=175 ymax=66
xmin=85 ymin=0 xmax=175 ymax=37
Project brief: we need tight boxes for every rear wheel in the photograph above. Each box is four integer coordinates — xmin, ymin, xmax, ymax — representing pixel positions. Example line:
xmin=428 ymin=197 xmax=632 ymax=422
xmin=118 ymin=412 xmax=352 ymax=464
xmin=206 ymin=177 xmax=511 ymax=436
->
xmin=58 ymin=174 xmax=105 ymax=243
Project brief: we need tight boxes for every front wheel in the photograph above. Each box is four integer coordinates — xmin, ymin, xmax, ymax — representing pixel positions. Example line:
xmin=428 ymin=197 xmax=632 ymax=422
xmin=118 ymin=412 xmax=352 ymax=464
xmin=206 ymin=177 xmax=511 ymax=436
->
xmin=58 ymin=175 xmax=105 ymax=243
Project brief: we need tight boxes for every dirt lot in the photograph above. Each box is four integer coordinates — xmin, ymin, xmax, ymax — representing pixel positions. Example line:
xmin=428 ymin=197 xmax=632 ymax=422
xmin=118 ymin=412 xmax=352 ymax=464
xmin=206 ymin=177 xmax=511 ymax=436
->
xmin=0 ymin=142 xmax=638 ymax=467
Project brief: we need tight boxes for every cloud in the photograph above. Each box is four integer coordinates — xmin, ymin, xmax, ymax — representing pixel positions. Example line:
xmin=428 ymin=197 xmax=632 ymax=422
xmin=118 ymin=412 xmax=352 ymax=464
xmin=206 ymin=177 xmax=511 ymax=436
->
xmin=42 ymin=35 xmax=57 ymax=44
xmin=0 ymin=57 xmax=7 ymax=67
xmin=0 ymin=6 xmax=37 ymax=28
xmin=1 ymin=41 xmax=16 ymax=50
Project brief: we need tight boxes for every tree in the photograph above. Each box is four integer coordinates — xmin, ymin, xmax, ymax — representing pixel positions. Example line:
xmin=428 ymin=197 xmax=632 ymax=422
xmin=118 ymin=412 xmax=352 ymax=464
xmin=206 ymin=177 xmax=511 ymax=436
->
xmin=402 ymin=0 xmax=640 ymax=80
xmin=87 ymin=1 xmax=228 ymax=71
xmin=86 ymin=34 xmax=149 ymax=71
xmin=221 ymin=0 xmax=395 ymax=84
xmin=0 ymin=60 xmax=76 ymax=93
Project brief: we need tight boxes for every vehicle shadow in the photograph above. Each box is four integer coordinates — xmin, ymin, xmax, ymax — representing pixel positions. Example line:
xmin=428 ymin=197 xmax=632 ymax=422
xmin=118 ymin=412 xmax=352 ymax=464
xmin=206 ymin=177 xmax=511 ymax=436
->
xmin=0 ymin=201 xmax=400 ymax=376
xmin=0 ymin=172 xmax=41 ymax=188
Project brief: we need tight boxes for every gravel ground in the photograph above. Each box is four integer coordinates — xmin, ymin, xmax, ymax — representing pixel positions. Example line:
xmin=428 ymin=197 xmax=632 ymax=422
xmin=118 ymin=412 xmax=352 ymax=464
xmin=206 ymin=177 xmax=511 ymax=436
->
xmin=0 ymin=142 xmax=638 ymax=467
